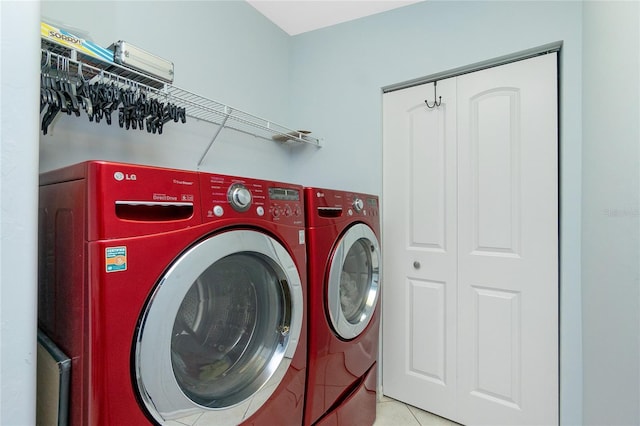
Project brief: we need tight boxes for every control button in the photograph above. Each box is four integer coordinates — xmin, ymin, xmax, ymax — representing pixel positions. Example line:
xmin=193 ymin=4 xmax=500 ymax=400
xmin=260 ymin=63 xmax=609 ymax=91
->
xmin=256 ymin=206 xmax=265 ymax=216
xmin=284 ymin=205 xmax=292 ymax=217
xmin=271 ymin=207 xmax=281 ymax=218
xmin=294 ymin=206 xmax=302 ymax=216
xmin=353 ymin=198 xmax=364 ymax=213
xmin=213 ymin=205 xmax=224 ymax=217
xmin=348 ymin=209 xmax=353 ymax=216
xmin=227 ymin=183 xmax=252 ymax=212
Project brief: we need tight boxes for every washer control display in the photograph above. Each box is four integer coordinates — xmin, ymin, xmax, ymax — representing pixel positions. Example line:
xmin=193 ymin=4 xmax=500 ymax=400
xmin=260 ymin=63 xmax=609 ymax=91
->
xmin=269 ymin=187 xmax=300 ymax=201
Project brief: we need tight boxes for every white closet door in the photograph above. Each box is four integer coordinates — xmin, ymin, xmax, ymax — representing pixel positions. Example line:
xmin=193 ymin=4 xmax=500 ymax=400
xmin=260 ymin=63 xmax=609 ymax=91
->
xmin=456 ymin=53 xmax=558 ymax=426
xmin=382 ymin=78 xmax=458 ymax=421
xmin=382 ymin=53 xmax=558 ymax=426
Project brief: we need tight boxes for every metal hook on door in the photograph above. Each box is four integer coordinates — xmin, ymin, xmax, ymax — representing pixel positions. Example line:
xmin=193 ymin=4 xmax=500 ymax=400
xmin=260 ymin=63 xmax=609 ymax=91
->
xmin=424 ymin=81 xmax=442 ymax=108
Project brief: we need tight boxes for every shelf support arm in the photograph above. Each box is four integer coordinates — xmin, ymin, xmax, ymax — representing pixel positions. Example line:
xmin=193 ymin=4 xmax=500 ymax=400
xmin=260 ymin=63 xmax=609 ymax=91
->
xmin=197 ymin=109 xmax=231 ymax=168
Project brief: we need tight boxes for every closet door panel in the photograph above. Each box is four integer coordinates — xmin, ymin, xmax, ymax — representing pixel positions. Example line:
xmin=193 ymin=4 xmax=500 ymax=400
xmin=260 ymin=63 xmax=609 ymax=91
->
xmin=457 ymin=53 xmax=558 ymax=426
xmin=382 ymin=78 xmax=459 ymax=421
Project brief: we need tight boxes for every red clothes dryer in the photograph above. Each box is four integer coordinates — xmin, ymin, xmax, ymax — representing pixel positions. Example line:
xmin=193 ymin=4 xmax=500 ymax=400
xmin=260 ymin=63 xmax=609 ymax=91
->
xmin=38 ymin=161 xmax=308 ymax=426
xmin=303 ymin=188 xmax=381 ymax=426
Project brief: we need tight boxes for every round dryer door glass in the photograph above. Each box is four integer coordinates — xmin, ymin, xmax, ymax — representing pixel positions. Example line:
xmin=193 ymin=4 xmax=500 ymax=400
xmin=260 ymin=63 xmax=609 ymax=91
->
xmin=327 ymin=223 xmax=381 ymax=340
xmin=135 ymin=230 xmax=303 ymax=425
xmin=340 ymin=241 xmax=373 ymax=324
xmin=171 ymin=253 xmax=289 ymax=407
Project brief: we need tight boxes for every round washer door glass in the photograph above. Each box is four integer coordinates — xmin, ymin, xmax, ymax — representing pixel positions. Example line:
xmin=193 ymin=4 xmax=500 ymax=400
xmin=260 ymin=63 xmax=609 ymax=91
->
xmin=327 ymin=223 xmax=381 ymax=340
xmin=135 ymin=230 xmax=303 ymax=424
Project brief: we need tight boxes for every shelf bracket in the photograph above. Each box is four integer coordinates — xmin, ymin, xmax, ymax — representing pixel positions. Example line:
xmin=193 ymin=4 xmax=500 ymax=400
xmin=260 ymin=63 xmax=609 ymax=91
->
xmin=197 ymin=110 xmax=231 ymax=168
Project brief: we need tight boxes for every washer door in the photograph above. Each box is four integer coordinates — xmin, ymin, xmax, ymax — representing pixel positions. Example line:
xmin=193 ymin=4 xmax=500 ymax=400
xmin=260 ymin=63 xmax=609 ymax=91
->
xmin=327 ymin=223 xmax=381 ymax=340
xmin=135 ymin=230 xmax=303 ymax=424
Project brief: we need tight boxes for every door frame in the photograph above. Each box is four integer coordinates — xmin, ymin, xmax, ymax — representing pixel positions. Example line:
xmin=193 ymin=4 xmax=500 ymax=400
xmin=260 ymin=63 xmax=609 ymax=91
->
xmin=379 ymin=41 xmax=564 ymax=418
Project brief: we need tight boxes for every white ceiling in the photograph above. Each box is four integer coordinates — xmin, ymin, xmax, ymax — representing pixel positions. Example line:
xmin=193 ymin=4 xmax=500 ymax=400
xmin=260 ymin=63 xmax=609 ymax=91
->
xmin=246 ymin=0 xmax=425 ymax=36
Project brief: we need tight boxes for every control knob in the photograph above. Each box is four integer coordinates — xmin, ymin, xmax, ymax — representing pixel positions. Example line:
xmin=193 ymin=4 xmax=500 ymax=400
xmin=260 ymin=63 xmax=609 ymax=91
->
xmin=227 ymin=183 xmax=252 ymax=212
xmin=353 ymin=197 xmax=364 ymax=213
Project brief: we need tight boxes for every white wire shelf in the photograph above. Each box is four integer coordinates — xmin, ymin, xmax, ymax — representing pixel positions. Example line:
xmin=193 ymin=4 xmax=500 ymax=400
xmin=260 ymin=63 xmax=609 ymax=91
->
xmin=40 ymin=38 xmax=321 ymax=148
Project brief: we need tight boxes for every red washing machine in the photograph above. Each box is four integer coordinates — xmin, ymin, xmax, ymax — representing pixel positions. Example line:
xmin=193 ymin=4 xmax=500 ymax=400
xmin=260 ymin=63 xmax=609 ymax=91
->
xmin=38 ymin=161 xmax=308 ymax=426
xmin=303 ymin=188 xmax=381 ymax=426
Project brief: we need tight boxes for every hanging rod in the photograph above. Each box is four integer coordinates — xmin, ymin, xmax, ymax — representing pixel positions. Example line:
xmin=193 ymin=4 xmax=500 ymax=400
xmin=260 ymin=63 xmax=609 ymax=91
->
xmin=40 ymin=38 xmax=321 ymax=148
xmin=383 ymin=41 xmax=562 ymax=94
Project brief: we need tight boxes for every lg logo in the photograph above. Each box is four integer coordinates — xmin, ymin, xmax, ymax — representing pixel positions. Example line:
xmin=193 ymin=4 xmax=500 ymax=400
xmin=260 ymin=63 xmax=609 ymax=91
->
xmin=114 ymin=172 xmax=137 ymax=181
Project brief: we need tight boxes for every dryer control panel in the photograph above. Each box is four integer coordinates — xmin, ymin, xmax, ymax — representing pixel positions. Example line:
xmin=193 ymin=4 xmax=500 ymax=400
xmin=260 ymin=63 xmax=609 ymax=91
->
xmin=304 ymin=187 xmax=379 ymax=228
xmin=200 ymin=173 xmax=304 ymax=226
xmin=342 ymin=192 xmax=379 ymax=219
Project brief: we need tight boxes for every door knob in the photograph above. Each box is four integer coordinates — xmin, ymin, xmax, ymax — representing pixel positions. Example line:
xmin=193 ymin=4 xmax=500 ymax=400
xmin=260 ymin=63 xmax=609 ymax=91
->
xmin=413 ymin=261 xmax=421 ymax=269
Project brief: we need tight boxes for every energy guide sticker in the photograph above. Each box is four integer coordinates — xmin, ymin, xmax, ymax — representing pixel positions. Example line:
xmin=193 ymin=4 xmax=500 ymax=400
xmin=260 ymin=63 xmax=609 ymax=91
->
xmin=106 ymin=246 xmax=127 ymax=272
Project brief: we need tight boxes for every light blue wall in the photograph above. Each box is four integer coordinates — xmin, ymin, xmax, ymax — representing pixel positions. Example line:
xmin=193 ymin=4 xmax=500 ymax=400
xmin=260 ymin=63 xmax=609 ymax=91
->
xmin=1 ymin=2 xmax=41 ymax=425
xmin=40 ymin=0 xmax=297 ymax=182
xmin=288 ymin=2 xmax=583 ymax=424
xmin=10 ymin=1 xmax=640 ymax=424
xmin=288 ymin=1 xmax=581 ymax=191
xmin=582 ymin=2 xmax=640 ymax=425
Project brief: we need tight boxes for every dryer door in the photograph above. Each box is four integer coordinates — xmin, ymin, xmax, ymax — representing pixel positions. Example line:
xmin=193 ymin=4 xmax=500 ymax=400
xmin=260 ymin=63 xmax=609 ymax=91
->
xmin=134 ymin=230 xmax=303 ymax=424
xmin=327 ymin=223 xmax=381 ymax=340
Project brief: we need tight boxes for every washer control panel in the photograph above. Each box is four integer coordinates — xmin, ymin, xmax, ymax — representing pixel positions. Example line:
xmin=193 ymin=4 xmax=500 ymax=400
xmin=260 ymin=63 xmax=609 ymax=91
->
xmin=268 ymin=187 xmax=302 ymax=220
xmin=200 ymin=173 xmax=303 ymax=225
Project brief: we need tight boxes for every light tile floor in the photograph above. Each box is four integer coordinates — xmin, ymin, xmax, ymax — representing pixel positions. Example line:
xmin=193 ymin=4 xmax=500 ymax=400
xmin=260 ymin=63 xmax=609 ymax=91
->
xmin=374 ymin=396 xmax=461 ymax=426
